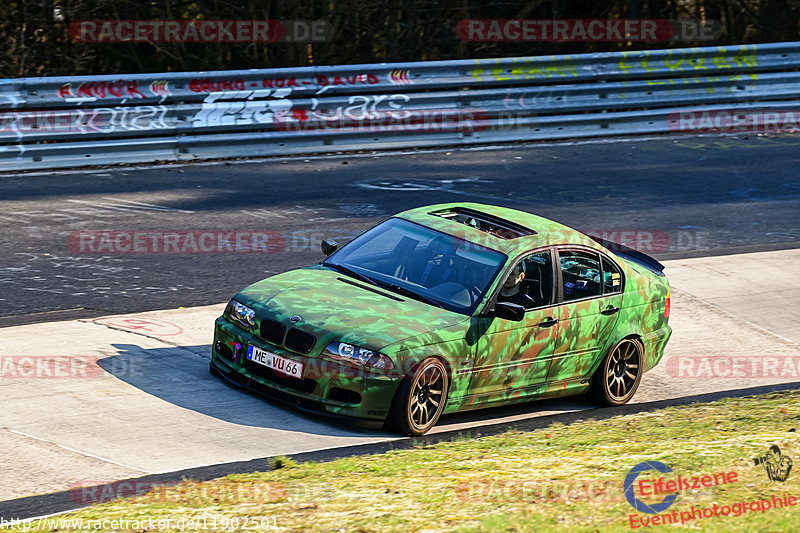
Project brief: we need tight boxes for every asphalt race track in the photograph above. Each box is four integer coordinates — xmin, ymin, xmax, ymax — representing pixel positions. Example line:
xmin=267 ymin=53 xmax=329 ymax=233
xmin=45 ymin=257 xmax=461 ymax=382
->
xmin=1 ymin=132 xmax=799 ymax=518
xmin=1 ymin=133 xmax=800 ymax=325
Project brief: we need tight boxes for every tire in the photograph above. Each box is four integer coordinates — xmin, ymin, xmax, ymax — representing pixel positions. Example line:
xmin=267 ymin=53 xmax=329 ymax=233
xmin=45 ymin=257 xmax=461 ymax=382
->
xmin=386 ymin=357 xmax=449 ymax=436
xmin=588 ymin=337 xmax=643 ymax=406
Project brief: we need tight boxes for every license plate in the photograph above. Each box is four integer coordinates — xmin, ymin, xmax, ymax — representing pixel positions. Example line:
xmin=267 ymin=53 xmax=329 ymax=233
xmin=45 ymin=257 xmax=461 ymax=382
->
xmin=246 ymin=345 xmax=304 ymax=379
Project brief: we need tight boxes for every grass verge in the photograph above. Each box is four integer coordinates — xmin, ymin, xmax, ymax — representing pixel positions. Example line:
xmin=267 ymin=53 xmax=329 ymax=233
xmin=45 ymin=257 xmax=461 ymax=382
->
xmin=8 ymin=390 xmax=800 ymax=532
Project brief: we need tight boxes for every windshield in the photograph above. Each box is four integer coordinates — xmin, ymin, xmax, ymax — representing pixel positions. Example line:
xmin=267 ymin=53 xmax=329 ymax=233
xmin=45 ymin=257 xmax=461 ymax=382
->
xmin=324 ymin=217 xmax=506 ymax=315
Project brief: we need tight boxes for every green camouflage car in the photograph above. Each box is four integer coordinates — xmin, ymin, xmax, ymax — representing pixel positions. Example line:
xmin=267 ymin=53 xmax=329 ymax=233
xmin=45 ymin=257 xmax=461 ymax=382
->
xmin=210 ymin=203 xmax=672 ymax=435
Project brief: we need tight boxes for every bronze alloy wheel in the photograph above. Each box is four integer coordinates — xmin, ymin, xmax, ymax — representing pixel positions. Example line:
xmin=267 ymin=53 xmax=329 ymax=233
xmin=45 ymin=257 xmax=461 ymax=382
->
xmin=387 ymin=357 xmax=449 ymax=436
xmin=589 ymin=338 xmax=643 ymax=406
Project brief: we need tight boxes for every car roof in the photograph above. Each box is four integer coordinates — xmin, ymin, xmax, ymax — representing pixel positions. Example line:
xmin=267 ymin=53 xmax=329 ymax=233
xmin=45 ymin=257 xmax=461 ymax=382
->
xmin=394 ymin=202 xmax=602 ymax=257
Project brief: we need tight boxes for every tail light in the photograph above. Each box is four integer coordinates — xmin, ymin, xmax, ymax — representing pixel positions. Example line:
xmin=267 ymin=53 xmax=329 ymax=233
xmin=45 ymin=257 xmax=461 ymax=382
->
xmin=664 ymin=290 xmax=671 ymax=318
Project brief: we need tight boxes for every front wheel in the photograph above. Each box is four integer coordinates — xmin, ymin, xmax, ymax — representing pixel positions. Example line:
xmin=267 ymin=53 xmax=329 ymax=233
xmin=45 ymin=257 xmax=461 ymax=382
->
xmin=588 ymin=338 xmax=643 ymax=406
xmin=386 ymin=357 xmax=449 ymax=436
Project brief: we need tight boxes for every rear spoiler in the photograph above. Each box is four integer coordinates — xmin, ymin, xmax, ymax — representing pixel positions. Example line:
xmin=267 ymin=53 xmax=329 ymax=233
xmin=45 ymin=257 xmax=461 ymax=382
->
xmin=589 ymin=236 xmax=665 ymax=276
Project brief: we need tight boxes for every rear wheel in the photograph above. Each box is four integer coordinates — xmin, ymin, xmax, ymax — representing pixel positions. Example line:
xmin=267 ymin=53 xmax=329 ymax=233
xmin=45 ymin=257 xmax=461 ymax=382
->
xmin=386 ymin=357 xmax=449 ymax=436
xmin=588 ymin=338 xmax=643 ymax=406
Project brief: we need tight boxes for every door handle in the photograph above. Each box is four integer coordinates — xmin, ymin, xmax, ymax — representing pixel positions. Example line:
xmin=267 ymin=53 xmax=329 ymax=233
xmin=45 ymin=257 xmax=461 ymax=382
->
xmin=538 ymin=317 xmax=559 ymax=327
xmin=601 ymin=306 xmax=620 ymax=315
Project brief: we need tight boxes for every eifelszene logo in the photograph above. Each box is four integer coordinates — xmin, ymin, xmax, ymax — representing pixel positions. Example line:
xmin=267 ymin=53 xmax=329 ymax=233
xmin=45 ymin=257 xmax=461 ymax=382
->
xmin=624 ymin=461 xmax=678 ymax=514
xmin=625 ymin=461 xmax=739 ymax=515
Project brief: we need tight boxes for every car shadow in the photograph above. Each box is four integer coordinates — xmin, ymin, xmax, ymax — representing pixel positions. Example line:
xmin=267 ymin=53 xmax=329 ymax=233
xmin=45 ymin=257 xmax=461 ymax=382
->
xmin=99 ymin=342 xmax=600 ymax=438
xmin=99 ymin=343 xmax=393 ymax=438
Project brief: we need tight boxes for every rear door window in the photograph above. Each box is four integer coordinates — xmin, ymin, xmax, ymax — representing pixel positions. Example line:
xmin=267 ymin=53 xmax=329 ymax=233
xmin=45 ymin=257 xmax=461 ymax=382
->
xmin=559 ymin=250 xmax=602 ymax=301
xmin=602 ymin=256 xmax=623 ymax=294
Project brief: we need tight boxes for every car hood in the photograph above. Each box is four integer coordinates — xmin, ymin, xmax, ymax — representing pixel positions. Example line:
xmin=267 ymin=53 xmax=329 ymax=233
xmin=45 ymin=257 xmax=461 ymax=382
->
xmin=235 ymin=266 xmax=468 ymax=352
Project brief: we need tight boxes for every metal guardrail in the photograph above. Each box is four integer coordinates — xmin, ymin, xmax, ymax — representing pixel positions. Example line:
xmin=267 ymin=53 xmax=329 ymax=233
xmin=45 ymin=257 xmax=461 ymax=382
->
xmin=2 ymin=41 xmax=800 ymax=170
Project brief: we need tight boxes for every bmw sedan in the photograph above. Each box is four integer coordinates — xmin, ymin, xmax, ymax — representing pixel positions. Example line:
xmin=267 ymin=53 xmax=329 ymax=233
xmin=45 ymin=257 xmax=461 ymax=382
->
xmin=210 ymin=202 xmax=672 ymax=435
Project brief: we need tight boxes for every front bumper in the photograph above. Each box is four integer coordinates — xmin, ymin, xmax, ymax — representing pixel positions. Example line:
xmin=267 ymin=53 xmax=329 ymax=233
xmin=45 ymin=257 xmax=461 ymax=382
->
xmin=211 ymin=317 xmax=401 ymax=421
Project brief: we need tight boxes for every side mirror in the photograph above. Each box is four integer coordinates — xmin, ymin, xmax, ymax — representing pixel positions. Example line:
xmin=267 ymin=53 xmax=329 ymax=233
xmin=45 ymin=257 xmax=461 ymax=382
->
xmin=491 ymin=301 xmax=525 ymax=322
xmin=321 ymin=239 xmax=339 ymax=256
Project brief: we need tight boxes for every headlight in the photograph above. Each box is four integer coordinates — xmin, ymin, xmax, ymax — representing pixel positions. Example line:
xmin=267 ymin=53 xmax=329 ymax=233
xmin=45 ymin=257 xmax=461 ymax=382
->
xmin=225 ymin=299 xmax=256 ymax=327
xmin=323 ymin=341 xmax=394 ymax=370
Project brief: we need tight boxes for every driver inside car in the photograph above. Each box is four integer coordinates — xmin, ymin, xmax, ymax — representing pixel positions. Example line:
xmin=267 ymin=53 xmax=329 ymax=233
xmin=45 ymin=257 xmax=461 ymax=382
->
xmin=497 ymin=262 xmax=536 ymax=309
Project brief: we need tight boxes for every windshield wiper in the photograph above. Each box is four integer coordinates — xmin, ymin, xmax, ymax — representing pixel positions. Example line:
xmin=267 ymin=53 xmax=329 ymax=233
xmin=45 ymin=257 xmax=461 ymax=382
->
xmin=324 ymin=263 xmax=443 ymax=309
xmin=385 ymin=284 xmax=443 ymax=309
xmin=323 ymin=262 xmax=380 ymax=287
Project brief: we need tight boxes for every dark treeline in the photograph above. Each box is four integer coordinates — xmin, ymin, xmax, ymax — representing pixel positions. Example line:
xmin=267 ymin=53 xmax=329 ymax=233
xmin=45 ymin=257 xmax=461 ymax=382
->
xmin=1 ymin=0 xmax=799 ymax=77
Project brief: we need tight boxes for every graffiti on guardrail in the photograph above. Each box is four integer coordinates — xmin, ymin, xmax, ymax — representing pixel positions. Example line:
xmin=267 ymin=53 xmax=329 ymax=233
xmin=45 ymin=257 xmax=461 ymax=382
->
xmin=0 ymin=42 xmax=797 ymax=169
xmin=189 ymin=78 xmax=251 ymax=92
xmin=0 ymin=106 xmax=170 ymax=136
xmin=470 ymin=46 xmax=757 ymax=82
xmin=471 ymin=59 xmax=578 ymax=82
xmin=188 ymin=74 xmax=381 ymax=95
xmin=57 ymin=79 xmax=173 ymax=103
xmin=57 ymin=79 xmax=148 ymax=100
xmin=189 ymin=92 xmax=425 ymax=130
xmin=272 ymin=92 xmax=488 ymax=133
xmin=0 ymin=110 xmax=95 ymax=134
xmin=150 ymin=80 xmax=171 ymax=98
xmin=389 ymin=69 xmax=413 ymax=85
xmin=502 ymin=89 xmax=572 ymax=109
xmin=190 ymin=97 xmax=292 ymax=128
xmin=54 ymin=73 xmax=386 ymax=105
xmin=317 ymin=73 xmax=382 ymax=88
xmin=310 ymin=93 xmax=411 ymax=115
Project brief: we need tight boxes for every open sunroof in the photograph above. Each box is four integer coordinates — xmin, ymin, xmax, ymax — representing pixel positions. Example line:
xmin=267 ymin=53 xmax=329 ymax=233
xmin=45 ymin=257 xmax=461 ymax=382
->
xmin=430 ymin=207 xmax=536 ymax=239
